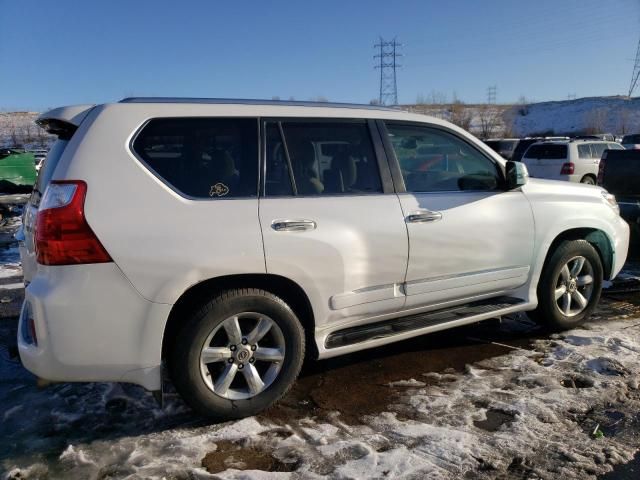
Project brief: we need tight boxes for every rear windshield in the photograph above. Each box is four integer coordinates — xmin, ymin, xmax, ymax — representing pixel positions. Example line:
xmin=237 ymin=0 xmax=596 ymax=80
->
xmin=34 ymin=139 xmax=68 ymax=197
xmin=622 ymin=135 xmax=640 ymax=144
xmin=524 ymin=144 xmax=567 ymax=160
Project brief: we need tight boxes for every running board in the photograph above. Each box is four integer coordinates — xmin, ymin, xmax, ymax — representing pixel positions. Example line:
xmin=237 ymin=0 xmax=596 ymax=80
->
xmin=324 ymin=297 xmax=524 ymax=349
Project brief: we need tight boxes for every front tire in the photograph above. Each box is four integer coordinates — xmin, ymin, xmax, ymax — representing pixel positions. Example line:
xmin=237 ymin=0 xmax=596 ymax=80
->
xmin=169 ymin=288 xmax=305 ymax=420
xmin=530 ymin=240 xmax=603 ymax=331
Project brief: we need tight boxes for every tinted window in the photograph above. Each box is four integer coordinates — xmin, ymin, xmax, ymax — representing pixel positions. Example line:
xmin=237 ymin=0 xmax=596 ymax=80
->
xmin=622 ymin=135 xmax=640 ymax=144
xmin=525 ymin=144 xmax=568 ymax=160
xmin=265 ymin=121 xmax=382 ymax=196
xmin=132 ymin=118 xmax=258 ymax=198
xmin=386 ymin=124 xmax=501 ymax=192
xmin=608 ymin=143 xmax=624 ymax=150
xmin=512 ymin=139 xmax=539 ymax=162
xmin=577 ymin=144 xmax=592 ymax=159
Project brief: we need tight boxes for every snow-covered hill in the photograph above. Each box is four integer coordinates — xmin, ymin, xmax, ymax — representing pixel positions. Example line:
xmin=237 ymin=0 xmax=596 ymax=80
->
xmin=505 ymin=96 xmax=640 ymax=137
xmin=0 ymin=112 xmax=53 ymax=149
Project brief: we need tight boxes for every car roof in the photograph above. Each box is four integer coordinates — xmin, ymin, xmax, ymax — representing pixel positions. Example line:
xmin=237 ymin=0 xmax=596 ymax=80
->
xmin=41 ymin=98 xmax=449 ymax=127
xmin=119 ymin=97 xmax=399 ymax=112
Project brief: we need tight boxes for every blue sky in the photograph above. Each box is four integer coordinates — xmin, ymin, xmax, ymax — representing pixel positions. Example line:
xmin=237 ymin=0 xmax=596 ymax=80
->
xmin=1 ymin=0 xmax=638 ymax=110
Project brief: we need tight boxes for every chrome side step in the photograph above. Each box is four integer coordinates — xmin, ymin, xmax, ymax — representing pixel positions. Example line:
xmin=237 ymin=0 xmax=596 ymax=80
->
xmin=324 ymin=296 xmax=524 ymax=349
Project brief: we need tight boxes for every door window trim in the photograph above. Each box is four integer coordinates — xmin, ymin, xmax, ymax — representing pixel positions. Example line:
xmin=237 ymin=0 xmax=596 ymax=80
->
xmin=259 ymin=117 xmax=395 ymax=198
xmin=376 ymin=120 xmax=507 ymax=194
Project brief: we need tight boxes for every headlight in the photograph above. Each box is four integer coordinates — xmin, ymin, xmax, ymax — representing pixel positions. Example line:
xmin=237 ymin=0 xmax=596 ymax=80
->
xmin=601 ymin=190 xmax=620 ymax=215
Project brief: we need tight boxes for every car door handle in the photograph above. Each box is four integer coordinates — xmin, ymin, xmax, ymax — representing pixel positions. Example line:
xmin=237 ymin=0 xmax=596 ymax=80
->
xmin=271 ymin=219 xmax=317 ymax=232
xmin=406 ymin=210 xmax=443 ymax=223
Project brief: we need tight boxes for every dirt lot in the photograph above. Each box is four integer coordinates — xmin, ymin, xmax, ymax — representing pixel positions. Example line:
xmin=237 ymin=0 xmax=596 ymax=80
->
xmin=1 ymin=199 xmax=640 ymax=479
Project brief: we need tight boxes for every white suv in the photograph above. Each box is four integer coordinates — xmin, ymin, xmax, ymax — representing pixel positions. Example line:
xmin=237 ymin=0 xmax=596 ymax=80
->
xmin=522 ymin=139 xmax=624 ymax=184
xmin=17 ymin=99 xmax=629 ymax=420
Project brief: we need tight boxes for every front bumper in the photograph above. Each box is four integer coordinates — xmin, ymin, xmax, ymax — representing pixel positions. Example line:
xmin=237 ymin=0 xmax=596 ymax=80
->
xmin=18 ymin=263 xmax=171 ymax=391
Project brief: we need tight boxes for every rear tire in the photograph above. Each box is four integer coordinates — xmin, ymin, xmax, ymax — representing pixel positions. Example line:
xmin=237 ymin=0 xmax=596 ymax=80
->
xmin=580 ymin=175 xmax=596 ymax=185
xmin=528 ymin=240 xmax=603 ymax=331
xmin=169 ymin=288 xmax=305 ymax=420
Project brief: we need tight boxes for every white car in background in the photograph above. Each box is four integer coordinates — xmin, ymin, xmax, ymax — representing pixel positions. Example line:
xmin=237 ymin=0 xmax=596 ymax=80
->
xmin=522 ymin=139 xmax=624 ymax=185
xmin=16 ymin=98 xmax=629 ymax=420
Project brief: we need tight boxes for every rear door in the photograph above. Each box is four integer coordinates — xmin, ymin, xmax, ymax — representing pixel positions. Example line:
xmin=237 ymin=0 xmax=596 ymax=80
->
xmin=259 ymin=119 xmax=408 ymax=331
xmin=381 ymin=121 xmax=535 ymax=308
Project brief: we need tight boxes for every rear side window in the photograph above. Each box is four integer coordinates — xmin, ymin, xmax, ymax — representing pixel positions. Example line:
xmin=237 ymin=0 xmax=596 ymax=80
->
xmin=132 ymin=118 xmax=258 ymax=199
xmin=577 ymin=144 xmax=593 ymax=159
xmin=265 ymin=121 xmax=382 ymax=196
xmin=590 ymin=143 xmax=608 ymax=159
xmin=525 ymin=144 xmax=568 ymax=160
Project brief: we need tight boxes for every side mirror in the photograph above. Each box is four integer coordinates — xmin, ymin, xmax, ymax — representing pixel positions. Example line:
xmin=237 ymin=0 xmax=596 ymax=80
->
xmin=505 ymin=161 xmax=529 ymax=189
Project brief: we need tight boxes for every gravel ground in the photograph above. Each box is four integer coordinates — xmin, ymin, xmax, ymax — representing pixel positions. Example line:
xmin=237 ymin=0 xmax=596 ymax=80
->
xmin=1 ymin=198 xmax=640 ymax=479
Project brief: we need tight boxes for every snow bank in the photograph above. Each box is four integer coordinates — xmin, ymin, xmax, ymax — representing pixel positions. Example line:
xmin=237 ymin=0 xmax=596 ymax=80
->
xmin=4 ymin=313 xmax=640 ymax=479
xmin=506 ymin=96 xmax=640 ymax=137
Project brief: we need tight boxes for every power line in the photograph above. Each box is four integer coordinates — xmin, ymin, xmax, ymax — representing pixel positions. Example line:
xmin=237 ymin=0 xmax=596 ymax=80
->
xmin=374 ymin=37 xmax=402 ymax=105
xmin=629 ymin=36 xmax=640 ymax=97
xmin=487 ymin=85 xmax=497 ymax=104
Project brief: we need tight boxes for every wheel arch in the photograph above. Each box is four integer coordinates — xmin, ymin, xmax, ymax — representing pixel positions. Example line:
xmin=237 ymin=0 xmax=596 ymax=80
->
xmin=161 ymin=273 xmax=317 ymax=361
xmin=544 ymin=228 xmax=613 ymax=280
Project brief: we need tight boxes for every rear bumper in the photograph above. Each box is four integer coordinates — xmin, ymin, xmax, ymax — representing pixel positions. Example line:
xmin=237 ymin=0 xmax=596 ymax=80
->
xmin=17 ymin=263 xmax=171 ymax=391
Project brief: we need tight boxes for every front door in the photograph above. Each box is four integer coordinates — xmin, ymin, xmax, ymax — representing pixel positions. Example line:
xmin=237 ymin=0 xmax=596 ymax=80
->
xmin=381 ymin=121 xmax=535 ymax=309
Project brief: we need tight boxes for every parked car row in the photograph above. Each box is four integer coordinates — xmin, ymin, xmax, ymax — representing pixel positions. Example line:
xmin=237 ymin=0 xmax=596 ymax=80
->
xmin=522 ymin=139 xmax=624 ymax=185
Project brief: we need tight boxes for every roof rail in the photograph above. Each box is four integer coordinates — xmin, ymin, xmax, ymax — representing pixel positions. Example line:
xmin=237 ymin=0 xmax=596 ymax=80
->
xmin=119 ymin=97 xmax=400 ymax=111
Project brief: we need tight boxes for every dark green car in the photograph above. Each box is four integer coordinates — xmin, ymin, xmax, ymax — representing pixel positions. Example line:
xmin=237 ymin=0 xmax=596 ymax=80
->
xmin=0 ymin=149 xmax=37 ymax=192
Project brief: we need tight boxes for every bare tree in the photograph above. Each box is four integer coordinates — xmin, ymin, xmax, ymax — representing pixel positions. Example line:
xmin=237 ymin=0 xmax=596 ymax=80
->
xmin=584 ymin=108 xmax=608 ymax=134
xmin=517 ymin=95 xmax=529 ymax=116
xmin=617 ymin=108 xmax=633 ymax=135
xmin=449 ymin=98 xmax=472 ymax=131
xmin=478 ymin=104 xmax=500 ymax=139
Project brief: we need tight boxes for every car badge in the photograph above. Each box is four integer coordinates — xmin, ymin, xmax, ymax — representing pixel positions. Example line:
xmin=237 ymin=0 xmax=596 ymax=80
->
xmin=209 ymin=183 xmax=229 ymax=197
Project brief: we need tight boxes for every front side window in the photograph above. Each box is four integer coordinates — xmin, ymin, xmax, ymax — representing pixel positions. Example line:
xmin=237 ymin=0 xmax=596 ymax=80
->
xmin=265 ymin=121 xmax=383 ymax=196
xmin=385 ymin=123 xmax=501 ymax=192
xmin=132 ymin=118 xmax=258 ymax=198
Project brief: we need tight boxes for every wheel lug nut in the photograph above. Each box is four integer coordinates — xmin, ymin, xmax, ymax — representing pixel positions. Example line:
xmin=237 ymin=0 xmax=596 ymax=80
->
xmin=227 ymin=358 xmax=234 ymax=364
xmin=230 ymin=345 xmax=236 ymax=351
xmin=249 ymin=358 xmax=255 ymax=363
xmin=250 ymin=345 xmax=256 ymax=351
xmin=241 ymin=338 xmax=248 ymax=345
xmin=238 ymin=363 xmax=244 ymax=369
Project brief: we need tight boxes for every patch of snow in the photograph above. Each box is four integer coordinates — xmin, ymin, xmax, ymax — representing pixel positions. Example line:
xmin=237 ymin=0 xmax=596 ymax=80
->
xmin=387 ymin=378 xmax=427 ymax=388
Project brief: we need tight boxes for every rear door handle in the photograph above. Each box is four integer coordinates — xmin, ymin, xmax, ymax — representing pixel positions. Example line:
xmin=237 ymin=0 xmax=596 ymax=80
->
xmin=406 ymin=210 xmax=443 ymax=223
xmin=271 ymin=219 xmax=317 ymax=232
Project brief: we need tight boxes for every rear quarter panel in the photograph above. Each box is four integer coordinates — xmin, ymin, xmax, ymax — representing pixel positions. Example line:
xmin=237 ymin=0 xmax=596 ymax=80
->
xmin=49 ymin=104 xmax=266 ymax=304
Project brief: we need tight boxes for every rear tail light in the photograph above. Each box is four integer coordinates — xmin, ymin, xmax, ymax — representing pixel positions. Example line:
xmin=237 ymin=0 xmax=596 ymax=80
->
xmin=35 ymin=181 xmax=112 ymax=265
xmin=597 ymin=159 xmax=606 ymax=186
xmin=560 ymin=162 xmax=575 ymax=175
